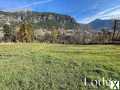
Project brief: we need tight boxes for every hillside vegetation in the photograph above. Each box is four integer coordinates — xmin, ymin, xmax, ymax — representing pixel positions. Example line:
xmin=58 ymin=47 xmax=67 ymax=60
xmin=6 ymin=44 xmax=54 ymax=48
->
xmin=0 ymin=43 xmax=119 ymax=90
xmin=0 ymin=11 xmax=79 ymax=29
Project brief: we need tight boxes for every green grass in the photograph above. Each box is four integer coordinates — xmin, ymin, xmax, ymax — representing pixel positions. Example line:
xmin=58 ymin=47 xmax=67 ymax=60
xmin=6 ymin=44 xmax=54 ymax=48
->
xmin=0 ymin=43 xmax=119 ymax=90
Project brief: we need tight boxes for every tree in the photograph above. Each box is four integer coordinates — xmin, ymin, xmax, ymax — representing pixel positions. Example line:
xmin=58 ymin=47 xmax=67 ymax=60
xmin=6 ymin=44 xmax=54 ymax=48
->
xmin=16 ymin=10 xmax=34 ymax=43
xmin=51 ymin=27 xmax=60 ymax=43
xmin=3 ymin=23 xmax=13 ymax=42
xmin=17 ymin=23 xmax=33 ymax=42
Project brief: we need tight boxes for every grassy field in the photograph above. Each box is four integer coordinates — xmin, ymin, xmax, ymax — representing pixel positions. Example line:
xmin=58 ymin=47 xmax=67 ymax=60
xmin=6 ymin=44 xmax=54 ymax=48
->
xmin=0 ymin=43 xmax=119 ymax=90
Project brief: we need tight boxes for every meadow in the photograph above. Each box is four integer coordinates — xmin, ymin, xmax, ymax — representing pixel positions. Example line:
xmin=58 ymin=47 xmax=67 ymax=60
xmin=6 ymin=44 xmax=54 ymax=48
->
xmin=0 ymin=43 xmax=119 ymax=90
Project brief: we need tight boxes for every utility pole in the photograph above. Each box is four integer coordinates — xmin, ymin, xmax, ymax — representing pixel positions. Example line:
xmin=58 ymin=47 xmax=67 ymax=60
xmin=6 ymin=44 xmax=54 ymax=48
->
xmin=112 ymin=20 xmax=117 ymax=41
xmin=112 ymin=20 xmax=120 ymax=41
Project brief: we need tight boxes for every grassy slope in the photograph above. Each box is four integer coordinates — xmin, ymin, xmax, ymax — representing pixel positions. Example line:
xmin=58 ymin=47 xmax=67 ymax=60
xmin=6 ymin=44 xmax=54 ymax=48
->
xmin=0 ymin=43 xmax=119 ymax=90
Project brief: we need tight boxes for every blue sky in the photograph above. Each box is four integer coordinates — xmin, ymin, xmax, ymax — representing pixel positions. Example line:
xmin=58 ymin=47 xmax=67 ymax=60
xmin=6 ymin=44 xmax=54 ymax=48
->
xmin=0 ymin=0 xmax=120 ymax=23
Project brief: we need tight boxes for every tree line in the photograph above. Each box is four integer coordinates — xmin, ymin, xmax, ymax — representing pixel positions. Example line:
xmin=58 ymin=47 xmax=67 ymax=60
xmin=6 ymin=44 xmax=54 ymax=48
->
xmin=1 ymin=19 xmax=120 ymax=44
xmin=2 ymin=22 xmax=33 ymax=43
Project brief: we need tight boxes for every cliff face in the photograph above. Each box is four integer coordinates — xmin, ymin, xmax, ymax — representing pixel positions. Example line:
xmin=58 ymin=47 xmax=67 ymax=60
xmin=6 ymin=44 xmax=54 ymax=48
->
xmin=0 ymin=11 xmax=79 ymax=29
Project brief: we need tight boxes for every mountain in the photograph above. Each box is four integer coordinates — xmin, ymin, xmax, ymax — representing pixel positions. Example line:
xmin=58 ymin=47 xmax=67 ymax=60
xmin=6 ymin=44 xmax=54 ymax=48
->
xmin=0 ymin=11 xmax=79 ymax=29
xmin=89 ymin=19 xmax=113 ymax=30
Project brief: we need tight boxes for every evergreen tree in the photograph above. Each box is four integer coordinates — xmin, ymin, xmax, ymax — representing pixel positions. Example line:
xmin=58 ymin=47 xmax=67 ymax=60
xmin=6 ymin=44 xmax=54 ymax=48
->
xmin=3 ymin=23 xmax=13 ymax=42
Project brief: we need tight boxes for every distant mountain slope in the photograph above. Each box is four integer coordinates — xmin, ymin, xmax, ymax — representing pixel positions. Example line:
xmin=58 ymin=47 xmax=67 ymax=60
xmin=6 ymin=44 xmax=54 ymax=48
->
xmin=0 ymin=11 xmax=79 ymax=29
xmin=89 ymin=19 xmax=113 ymax=30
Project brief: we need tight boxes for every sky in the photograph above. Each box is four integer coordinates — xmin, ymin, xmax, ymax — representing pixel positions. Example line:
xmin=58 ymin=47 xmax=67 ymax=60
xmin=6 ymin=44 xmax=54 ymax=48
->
xmin=0 ymin=0 xmax=120 ymax=23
